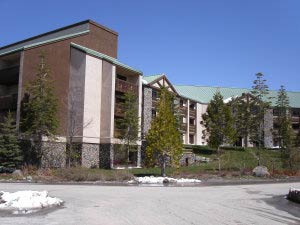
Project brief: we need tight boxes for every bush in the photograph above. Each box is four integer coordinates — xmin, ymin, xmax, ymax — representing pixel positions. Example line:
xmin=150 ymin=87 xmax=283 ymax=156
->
xmin=184 ymin=145 xmax=217 ymax=155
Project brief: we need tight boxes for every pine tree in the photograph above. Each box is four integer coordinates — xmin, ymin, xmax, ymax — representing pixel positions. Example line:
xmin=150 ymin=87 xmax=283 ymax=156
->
xmin=121 ymin=91 xmax=140 ymax=165
xmin=202 ymin=91 xmax=236 ymax=171
xmin=230 ymin=94 xmax=252 ymax=147
xmin=250 ymin=72 xmax=271 ymax=149
xmin=21 ymin=53 xmax=59 ymax=165
xmin=0 ymin=111 xmax=22 ymax=168
xmin=145 ymin=88 xmax=183 ymax=176
xmin=275 ymin=85 xmax=293 ymax=149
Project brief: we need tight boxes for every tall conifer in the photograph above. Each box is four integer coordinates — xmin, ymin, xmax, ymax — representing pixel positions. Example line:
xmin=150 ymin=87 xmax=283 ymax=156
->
xmin=145 ymin=88 xmax=182 ymax=176
xmin=21 ymin=53 xmax=59 ymax=165
xmin=202 ymin=91 xmax=236 ymax=171
xmin=0 ymin=111 xmax=22 ymax=168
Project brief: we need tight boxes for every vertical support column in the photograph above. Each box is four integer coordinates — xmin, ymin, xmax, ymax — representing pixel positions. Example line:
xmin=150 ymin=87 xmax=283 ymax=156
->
xmin=16 ymin=51 xmax=24 ymax=132
xmin=196 ymin=103 xmax=202 ymax=145
xmin=137 ymin=75 xmax=143 ymax=167
xmin=264 ymin=109 xmax=274 ymax=148
xmin=82 ymin=55 xmax=102 ymax=144
xmin=100 ymin=62 xmax=115 ymax=168
xmin=186 ymin=99 xmax=190 ymax=144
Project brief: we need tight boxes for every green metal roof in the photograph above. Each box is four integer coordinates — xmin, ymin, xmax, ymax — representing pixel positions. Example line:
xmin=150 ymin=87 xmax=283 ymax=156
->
xmin=71 ymin=43 xmax=142 ymax=74
xmin=0 ymin=31 xmax=89 ymax=57
xmin=142 ymin=74 xmax=164 ymax=84
xmin=174 ymin=85 xmax=300 ymax=108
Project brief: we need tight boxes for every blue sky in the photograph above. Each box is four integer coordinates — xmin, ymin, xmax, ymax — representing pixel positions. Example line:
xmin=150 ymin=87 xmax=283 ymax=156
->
xmin=1 ymin=0 xmax=300 ymax=91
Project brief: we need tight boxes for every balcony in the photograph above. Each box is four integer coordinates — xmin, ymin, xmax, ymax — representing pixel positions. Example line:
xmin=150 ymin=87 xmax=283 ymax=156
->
xmin=189 ymin=109 xmax=196 ymax=117
xmin=115 ymin=103 xmax=125 ymax=117
xmin=179 ymin=106 xmax=187 ymax=115
xmin=0 ymin=94 xmax=18 ymax=110
xmin=180 ymin=123 xmax=187 ymax=131
xmin=292 ymin=116 xmax=300 ymax=123
xmin=189 ymin=124 xmax=196 ymax=133
xmin=114 ymin=128 xmax=125 ymax=139
xmin=115 ymin=79 xmax=138 ymax=94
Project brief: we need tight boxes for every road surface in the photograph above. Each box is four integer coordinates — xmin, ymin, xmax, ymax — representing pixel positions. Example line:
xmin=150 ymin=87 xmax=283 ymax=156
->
xmin=0 ymin=182 xmax=299 ymax=225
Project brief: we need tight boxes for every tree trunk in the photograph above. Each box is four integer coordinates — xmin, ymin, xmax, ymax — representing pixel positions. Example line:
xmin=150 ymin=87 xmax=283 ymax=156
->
xmin=217 ymin=146 xmax=221 ymax=172
xmin=161 ymin=154 xmax=166 ymax=177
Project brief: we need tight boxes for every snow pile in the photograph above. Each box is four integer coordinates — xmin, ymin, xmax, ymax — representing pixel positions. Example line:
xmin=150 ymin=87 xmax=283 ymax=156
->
xmin=128 ymin=176 xmax=201 ymax=184
xmin=0 ymin=191 xmax=63 ymax=214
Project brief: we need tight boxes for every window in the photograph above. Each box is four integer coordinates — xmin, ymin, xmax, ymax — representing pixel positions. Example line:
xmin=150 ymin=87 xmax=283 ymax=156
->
xmin=151 ymin=109 xmax=156 ymax=118
xmin=189 ymin=118 xmax=195 ymax=125
xmin=189 ymin=103 xmax=195 ymax=110
xmin=152 ymin=90 xmax=158 ymax=100
xmin=292 ymin=123 xmax=300 ymax=130
xmin=189 ymin=134 xmax=194 ymax=144
xmin=117 ymin=74 xmax=127 ymax=81
xmin=273 ymin=108 xmax=280 ymax=116
xmin=292 ymin=108 xmax=300 ymax=117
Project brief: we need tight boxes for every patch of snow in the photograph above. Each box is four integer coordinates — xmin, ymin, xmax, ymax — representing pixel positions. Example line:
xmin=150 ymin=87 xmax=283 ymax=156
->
xmin=0 ymin=191 xmax=63 ymax=214
xmin=223 ymin=95 xmax=238 ymax=103
xmin=128 ymin=176 xmax=201 ymax=184
xmin=114 ymin=166 xmax=142 ymax=170
xmin=290 ymin=187 xmax=300 ymax=192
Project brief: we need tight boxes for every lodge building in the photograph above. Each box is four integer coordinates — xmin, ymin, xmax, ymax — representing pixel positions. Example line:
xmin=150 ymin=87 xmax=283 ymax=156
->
xmin=0 ymin=20 xmax=299 ymax=168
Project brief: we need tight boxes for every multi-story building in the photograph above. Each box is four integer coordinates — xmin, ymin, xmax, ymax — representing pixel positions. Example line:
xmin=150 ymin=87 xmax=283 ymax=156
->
xmin=0 ymin=20 xmax=299 ymax=168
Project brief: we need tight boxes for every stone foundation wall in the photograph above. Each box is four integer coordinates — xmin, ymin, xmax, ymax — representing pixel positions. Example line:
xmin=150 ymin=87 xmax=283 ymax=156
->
xmin=179 ymin=152 xmax=196 ymax=166
xmin=99 ymin=143 xmax=113 ymax=169
xmin=81 ymin=143 xmax=100 ymax=168
xmin=41 ymin=141 xmax=66 ymax=168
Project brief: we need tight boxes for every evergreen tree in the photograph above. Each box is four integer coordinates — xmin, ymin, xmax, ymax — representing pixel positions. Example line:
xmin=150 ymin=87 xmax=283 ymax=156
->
xmin=121 ymin=91 xmax=140 ymax=165
xmin=250 ymin=72 xmax=271 ymax=149
xmin=202 ymin=91 xmax=236 ymax=171
xmin=230 ymin=94 xmax=252 ymax=147
xmin=295 ymin=130 xmax=300 ymax=148
xmin=21 ymin=53 xmax=59 ymax=165
xmin=145 ymin=88 xmax=183 ymax=176
xmin=0 ymin=111 xmax=22 ymax=168
xmin=275 ymin=85 xmax=293 ymax=149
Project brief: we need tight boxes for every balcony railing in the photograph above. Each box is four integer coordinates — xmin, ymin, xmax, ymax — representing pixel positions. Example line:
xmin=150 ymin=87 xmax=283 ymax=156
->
xmin=292 ymin=116 xmax=300 ymax=123
xmin=189 ymin=109 xmax=196 ymax=117
xmin=179 ymin=106 xmax=187 ymax=115
xmin=0 ymin=94 xmax=18 ymax=110
xmin=115 ymin=79 xmax=138 ymax=94
xmin=114 ymin=128 xmax=125 ymax=139
xmin=115 ymin=103 xmax=125 ymax=117
xmin=189 ymin=124 xmax=196 ymax=133
xmin=180 ymin=123 xmax=187 ymax=131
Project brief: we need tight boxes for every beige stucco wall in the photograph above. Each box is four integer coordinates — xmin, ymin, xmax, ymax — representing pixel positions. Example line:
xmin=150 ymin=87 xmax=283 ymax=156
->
xmin=100 ymin=61 xmax=115 ymax=143
xmin=82 ymin=55 xmax=102 ymax=144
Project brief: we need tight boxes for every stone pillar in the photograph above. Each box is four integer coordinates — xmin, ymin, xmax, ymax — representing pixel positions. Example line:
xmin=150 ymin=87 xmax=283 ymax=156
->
xmin=264 ymin=109 xmax=274 ymax=148
xmin=186 ymin=99 xmax=190 ymax=144
xmin=81 ymin=143 xmax=100 ymax=168
xmin=137 ymin=145 xmax=142 ymax=167
xmin=99 ymin=143 xmax=113 ymax=169
xmin=41 ymin=141 xmax=66 ymax=168
xmin=142 ymin=87 xmax=152 ymax=136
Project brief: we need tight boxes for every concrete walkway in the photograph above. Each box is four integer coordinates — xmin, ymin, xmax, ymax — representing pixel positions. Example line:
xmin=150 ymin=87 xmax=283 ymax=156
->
xmin=0 ymin=182 xmax=299 ymax=225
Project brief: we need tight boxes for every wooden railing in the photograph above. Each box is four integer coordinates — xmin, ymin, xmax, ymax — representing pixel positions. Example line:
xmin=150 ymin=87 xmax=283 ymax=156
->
xmin=115 ymin=79 xmax=138 ymax=94
xmin=180 ymin=123 xmax=187 ymax=131
xmin=179 ymin=106 xmax=187 ymax=115
xmin=115 ymin=103 xmax=125 ymax=117
xmin=189 ymin=124 xmax=196 ymax=133
xmin=189 ymin=109 xmax=196 ymax=117
xmin=292 ymin=116 xmax=300 ymax=123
